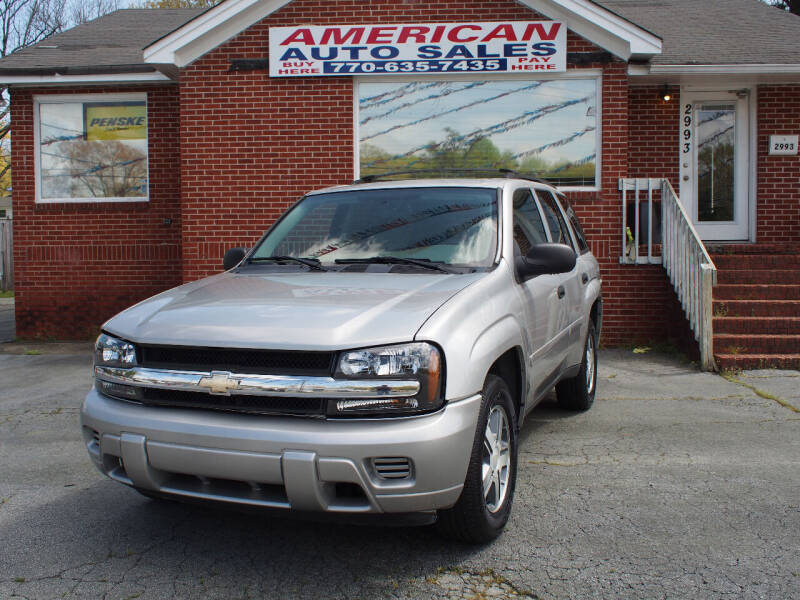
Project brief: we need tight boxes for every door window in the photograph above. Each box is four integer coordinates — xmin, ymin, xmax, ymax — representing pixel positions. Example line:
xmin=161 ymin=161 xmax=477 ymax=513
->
xmin=536 ymin=190 xmax=574 ymax=249
xmin=696 ymin=103 xmax=736 ymax=222
xmin=512 ymin=188 xmax=548 ymax=256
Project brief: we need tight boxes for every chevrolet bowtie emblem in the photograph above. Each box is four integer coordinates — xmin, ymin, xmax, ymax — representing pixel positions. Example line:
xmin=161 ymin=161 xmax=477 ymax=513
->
xmin=198 ymin=371 xmax=240 ymax=395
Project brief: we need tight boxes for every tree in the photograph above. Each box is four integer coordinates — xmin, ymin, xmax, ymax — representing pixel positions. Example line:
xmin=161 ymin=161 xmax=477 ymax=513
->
xmin=0 ymin=0 xmax=122 ymax=197
xmin=764 ymin=0 xmax=800 ymax=16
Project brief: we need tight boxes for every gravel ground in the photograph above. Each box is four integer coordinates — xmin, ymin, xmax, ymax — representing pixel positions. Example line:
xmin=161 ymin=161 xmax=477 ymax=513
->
xmin=1 ymin=346 xmax=798 ymax=600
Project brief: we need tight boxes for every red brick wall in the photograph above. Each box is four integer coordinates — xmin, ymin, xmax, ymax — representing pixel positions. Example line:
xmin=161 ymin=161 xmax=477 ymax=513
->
xmin=11 ymin=86 xmax=182 ymax=339
xmin=757 ymin=85 xmax=800 ymax=245
xmin=628 ymin=85 xmax=679 ymax=190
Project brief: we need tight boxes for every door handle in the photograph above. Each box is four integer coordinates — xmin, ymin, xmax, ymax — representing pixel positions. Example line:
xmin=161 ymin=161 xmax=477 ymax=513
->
xmin=557 ymin=285 xmax=566 ymax=299
xmin=581 ymin=273 xmax=589 ymax=285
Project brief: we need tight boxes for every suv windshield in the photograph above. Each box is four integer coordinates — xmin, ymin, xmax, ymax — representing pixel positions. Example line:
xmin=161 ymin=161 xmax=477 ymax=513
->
xmin=250 ymin=187 xmax=498 ymax=269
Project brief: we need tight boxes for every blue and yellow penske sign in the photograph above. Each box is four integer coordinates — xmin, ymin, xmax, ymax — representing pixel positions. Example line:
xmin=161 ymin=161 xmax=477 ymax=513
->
xmin=84 ymin=102 xmax=147 ymax=141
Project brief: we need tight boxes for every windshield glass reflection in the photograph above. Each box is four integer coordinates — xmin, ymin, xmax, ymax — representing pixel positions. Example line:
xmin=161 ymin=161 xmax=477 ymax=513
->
xmin=251 ymin=187 xmax=498 ymax=269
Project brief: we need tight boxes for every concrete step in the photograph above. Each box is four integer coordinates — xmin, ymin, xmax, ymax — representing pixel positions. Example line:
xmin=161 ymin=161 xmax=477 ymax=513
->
xmin=713 ymin=333 xmax=800 ymax=355
xmin=714 ymin=284 xmax=800 ymax=300
xmin=715 ymin=353 xmax=800 ymax=371
xmin=712 ymin=254 xmax=800 ymax=270
xmin=716 ymin=269 xmax=800 ymax=285
xmin=713 ymin=316 xmax=800 ymax=335
xmin=707 ymin=242 xmax=798 ymax=255
xmin=714 ymin=299 xmax=800 ymax=317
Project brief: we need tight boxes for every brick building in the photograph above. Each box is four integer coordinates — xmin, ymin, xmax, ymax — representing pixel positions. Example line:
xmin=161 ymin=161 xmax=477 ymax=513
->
xmin=0 ymin=0 xmax=798 ymax=369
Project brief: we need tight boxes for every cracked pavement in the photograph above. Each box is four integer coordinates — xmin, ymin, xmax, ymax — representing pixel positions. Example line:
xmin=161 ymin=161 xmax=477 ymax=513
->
xmin=1 ymin=347 xmax=799 ymax=599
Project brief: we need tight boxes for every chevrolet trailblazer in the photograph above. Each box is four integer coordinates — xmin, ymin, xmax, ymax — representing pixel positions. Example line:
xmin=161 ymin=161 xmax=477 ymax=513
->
xmin=81 ymin=172 xmax=602 ymax=543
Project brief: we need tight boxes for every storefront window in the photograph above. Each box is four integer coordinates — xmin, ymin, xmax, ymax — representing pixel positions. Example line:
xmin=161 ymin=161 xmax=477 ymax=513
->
xmin=35 ymin=94 xmax=149 ymax=202
xmin=358 ymin=78 xmax=598 ymax=188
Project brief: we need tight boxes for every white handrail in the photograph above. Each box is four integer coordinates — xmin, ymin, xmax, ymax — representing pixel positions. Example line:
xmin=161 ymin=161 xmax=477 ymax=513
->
xmin=660 ymin=180 xmax=717 ymax=371
xmin=618 ymin=178 xmax=717 ymax=371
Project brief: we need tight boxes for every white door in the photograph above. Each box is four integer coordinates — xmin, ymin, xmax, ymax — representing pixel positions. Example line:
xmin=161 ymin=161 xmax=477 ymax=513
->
xmin=679 ymin=92 xmax=750 ymax=241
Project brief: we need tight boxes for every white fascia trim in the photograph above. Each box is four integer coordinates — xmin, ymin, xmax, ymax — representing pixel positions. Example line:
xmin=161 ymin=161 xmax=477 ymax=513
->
xmin=520 ymin=0 xmax=661 ymax=61
xmin=649 ymin=64 xmax=800 ymax=75
xmin=0 ymin=72 xmax=172 ymax=85
xmin=144 ymin=0 xmax=291 ymax=67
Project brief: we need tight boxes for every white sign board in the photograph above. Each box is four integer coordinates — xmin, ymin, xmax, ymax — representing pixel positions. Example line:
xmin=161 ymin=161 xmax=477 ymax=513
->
xmin=769 ymin=135 xmax=798 ymax=155
xmin=269 ymin=22 xmax=566 ymax=77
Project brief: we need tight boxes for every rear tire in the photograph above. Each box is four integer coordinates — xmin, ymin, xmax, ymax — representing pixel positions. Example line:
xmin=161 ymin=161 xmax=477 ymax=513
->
xmin=437 ymin=374 xmax=518 ymax=544
xmin=556 ymin=320 xmax=597 ymax=411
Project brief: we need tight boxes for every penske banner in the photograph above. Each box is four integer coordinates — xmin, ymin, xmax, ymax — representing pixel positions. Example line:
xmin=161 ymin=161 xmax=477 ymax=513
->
xmin=269 ymin=22 xmax=566 ymax=77
xmin=84 ymin=102 xmax=147 ymax=141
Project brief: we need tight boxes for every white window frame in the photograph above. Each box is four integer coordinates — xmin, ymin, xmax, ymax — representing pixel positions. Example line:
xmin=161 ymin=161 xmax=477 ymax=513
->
xmin=353 ymin=70 xmax=603 ymax=192
xmin=33 ymin=92 xmax=150 ymax=204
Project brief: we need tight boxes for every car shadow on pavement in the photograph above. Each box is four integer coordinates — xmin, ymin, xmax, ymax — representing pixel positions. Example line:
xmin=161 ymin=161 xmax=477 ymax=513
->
xmin=2 ymin=478 xmax=488 ymax=597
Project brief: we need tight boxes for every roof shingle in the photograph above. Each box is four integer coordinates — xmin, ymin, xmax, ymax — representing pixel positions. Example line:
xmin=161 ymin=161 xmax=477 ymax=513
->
xmin=0 ymin=9 xmax=204 ymax=74
xmin=597 ymin=0 xmax=800 ymax=65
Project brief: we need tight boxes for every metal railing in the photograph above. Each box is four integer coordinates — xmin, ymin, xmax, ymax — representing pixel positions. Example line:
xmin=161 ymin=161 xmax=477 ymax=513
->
xmin=0 ymin=218 xmax=11 ymax=292
xmin=619 ymin=178 xmax=717 ymax=371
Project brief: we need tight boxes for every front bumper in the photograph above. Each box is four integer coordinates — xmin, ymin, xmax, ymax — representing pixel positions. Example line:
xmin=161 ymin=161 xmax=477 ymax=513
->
xmin=80 ymin=388 xmax=481 ymax=514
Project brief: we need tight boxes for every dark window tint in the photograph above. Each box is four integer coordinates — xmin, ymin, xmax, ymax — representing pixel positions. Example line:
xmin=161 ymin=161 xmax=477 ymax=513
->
xmin=537 ymin=190 xmax=574 ymax=249
xmin=512 ymin=188 xmax=548 ymax=255
xmin=561 ymin=195 xmax=590 ymax=254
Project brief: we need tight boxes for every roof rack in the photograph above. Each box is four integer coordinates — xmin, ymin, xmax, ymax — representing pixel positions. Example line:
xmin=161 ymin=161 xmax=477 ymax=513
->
xmin=350 ymin=168 xmax=552 ymax=185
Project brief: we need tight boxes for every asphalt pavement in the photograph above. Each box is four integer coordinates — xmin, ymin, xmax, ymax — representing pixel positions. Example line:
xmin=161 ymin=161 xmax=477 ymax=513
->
xmin=1 ymin=346 xmax=798 ymax=600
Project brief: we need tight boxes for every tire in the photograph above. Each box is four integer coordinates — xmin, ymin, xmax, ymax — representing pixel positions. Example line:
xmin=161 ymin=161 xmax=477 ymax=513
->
xmin=556 ymin=320 xmax=597 ymax=411
xmin=437 ymin=374 xmax=518 ymax=544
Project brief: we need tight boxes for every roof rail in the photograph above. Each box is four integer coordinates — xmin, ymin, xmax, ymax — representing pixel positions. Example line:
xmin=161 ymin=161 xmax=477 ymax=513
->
xmin=350 ymin=168 xmax=552 ymax=185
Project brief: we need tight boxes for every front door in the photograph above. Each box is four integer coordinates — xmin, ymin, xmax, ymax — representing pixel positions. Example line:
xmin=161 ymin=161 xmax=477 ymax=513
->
xmin=679 ymin=92 xmax=750 ymax=241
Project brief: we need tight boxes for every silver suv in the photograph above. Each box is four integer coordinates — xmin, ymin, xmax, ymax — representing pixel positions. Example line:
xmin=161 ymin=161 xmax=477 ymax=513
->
xmin=81 ymin=174 xmax=601 ymax=543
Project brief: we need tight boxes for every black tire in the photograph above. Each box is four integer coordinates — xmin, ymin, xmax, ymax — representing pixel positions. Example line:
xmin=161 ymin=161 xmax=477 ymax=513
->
xmin=437 ymin=374 xmax=518 ymax=544
xmin=556 ymin=320 xmax=597 ymax=411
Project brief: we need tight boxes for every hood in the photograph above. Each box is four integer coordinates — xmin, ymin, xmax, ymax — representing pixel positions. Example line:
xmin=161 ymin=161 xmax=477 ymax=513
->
xmin=104 ymin=270 xmax=485 ymax=350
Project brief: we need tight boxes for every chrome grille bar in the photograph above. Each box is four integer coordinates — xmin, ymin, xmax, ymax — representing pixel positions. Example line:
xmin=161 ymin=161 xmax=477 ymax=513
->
xmin=95 ymin=366 xmax=420 ymax=399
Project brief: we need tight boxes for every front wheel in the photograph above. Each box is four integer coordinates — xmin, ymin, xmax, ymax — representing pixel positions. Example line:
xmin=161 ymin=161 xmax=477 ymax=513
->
xmin=556 ymin=320 xmax=597 ymax=411
xmin=437 ymin=375 xmax=518 ymax=544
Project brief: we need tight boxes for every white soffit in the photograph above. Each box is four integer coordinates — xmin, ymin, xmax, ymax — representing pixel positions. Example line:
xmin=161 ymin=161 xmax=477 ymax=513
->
xmin=145 ymin=0 xmax=662 ymax=68
xmin=520 ymin=0 xmax=661 ymax=61
xmin=144 ymin=0 xmax=292 ymax=67
xmin=1 ymin=72 xmax=173 ymax=86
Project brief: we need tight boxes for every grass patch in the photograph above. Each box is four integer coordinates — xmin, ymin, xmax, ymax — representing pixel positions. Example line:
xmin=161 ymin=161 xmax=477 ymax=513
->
xmin=720 ymin=372 xmax=800 ymax=413
xmin=0 ymin=290 xmax=13 ymax=298
xmin=24 ymin=349 xmax=41 ymax=356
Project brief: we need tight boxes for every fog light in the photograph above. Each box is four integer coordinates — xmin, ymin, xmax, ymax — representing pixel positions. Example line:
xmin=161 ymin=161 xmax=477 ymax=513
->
xmin=97 ymin=379 xmax=141 ymax=401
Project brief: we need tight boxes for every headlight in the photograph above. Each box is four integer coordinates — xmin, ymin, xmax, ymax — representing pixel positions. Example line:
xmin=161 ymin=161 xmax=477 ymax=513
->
xmin=332 ymin=342 xmax=443 ymax=416
xmin=94 ymin=333 xmax=137 ymax=367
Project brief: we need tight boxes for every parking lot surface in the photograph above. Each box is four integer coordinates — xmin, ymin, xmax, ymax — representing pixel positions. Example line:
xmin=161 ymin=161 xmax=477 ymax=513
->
xmin=1 ymin=346 xmax=798 ymax=600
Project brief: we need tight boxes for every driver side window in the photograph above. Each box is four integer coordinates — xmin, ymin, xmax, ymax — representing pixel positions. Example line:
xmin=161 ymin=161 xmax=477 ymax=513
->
xmin=512 ymin=188 xmax=548 ymax=256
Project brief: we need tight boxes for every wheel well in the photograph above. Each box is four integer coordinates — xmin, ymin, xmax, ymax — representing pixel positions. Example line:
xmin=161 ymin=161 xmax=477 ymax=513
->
xmin=488 ymin=348 xmax=524 ymax=420
xmin=590 ymin=298 xmax=602 ymax=335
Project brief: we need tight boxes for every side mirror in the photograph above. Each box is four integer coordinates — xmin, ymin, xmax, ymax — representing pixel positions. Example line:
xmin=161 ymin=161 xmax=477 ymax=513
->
xmin=223 ymin=247 xmax=248 ymax=270
xmin=516 ymin=243 xmax=576 ymax=280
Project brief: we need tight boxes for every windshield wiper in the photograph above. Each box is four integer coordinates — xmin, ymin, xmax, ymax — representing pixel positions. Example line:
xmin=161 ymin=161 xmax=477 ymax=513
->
xmin=249 ymin=255 xmax=327 ymax=271
xmin=334 ymin=256 xmax=454 ymax=273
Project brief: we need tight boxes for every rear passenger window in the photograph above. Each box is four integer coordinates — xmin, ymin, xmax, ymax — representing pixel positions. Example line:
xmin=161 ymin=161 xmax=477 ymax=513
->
xmin=537 ymin=190 xmax=573 ymax=249
xmin=512 ymin=188 xmax=548 ymax=255
xmin=561 ymin=196 xmax=590 ymax=254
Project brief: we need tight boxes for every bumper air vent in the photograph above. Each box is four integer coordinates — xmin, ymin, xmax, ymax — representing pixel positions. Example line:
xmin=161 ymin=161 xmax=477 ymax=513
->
xmin=372 ymin=457 xmax=412 ymax=480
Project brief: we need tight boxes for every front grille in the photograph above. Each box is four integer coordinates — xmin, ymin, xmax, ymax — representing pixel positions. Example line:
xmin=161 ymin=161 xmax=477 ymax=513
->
xmin=372 ymin=457 xmax=412 ymax=480
xmin=140 ymin=388 xmax=328 ymax=417
xmin=138 ymin=345 xmax=335 ymax=376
